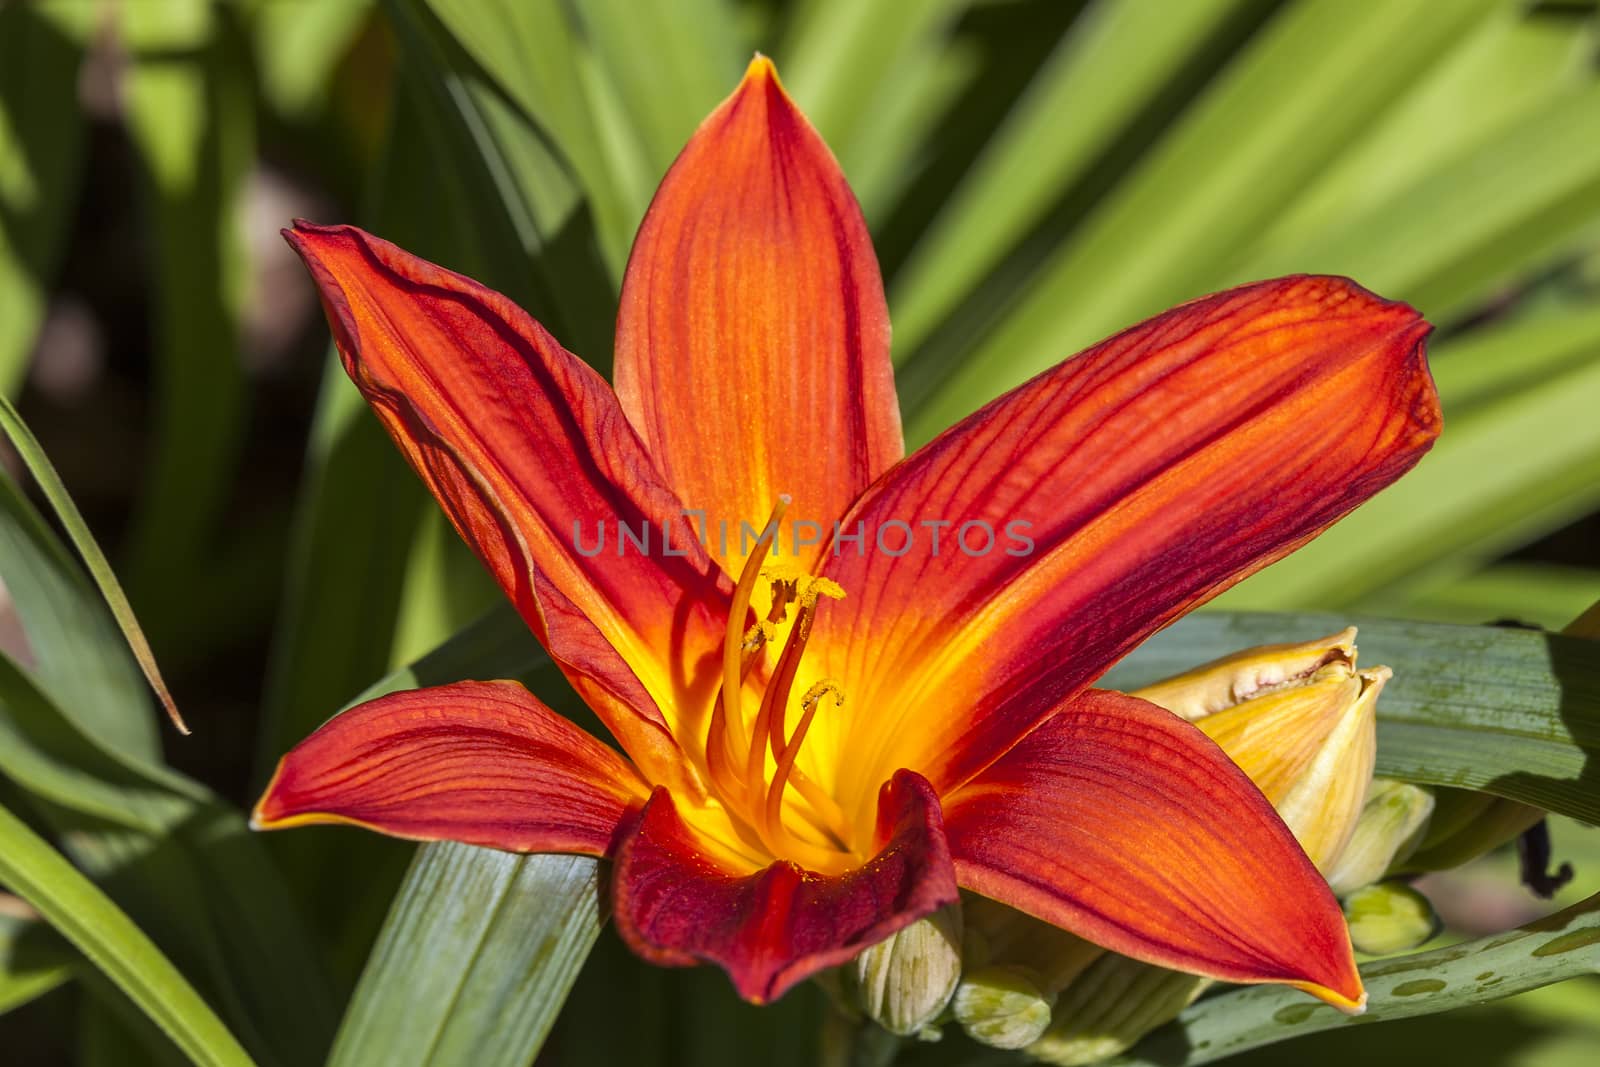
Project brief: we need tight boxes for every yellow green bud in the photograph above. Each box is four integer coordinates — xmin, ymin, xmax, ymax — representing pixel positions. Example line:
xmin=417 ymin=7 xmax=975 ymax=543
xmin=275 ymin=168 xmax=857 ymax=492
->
xmin=1027 ymin=953 xmax=1206 ymax=1065
xmin=1325 ymin=778 xmax=1434 ymax=897
xmin=952 ymin=965 xmax=1054 ymax=1050
xmin=845 ymin=905 xmax=963 ymax=1036
xmin=1343 ymin=881 xmax=1440 ymax=955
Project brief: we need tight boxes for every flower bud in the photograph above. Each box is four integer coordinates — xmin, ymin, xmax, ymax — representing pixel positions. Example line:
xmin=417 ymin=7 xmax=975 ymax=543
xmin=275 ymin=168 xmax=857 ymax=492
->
xmin=1343 ymin=881 xmax=1440 ymax=955
xmin=1132 ymin=627 xmax=1356 ymax=722
xmin=1325 ymin=778 xmax=1434 ymax=896
xmin=1028 ymin=954 xmax=1205 ymax=1066
xmin=1137 ymin=633 xmax=1382 ymax=872
xmin=950 ymin=630 xmax=1393 ymax=1061
xmin=952 ymin=965 xmax=1053 ymax=1049
xmin=844 ymin=904 xmax=963 ymax=1036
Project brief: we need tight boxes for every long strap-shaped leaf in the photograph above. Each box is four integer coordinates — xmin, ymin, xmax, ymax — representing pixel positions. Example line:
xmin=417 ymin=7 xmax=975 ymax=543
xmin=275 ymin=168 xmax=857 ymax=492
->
xmin=0 ymin=394 xmax=186 ymax=733
xmin=326 ymin=846 xmax=605 ymax=1067
xmin=1115 ymin=890 xmax=1600 ymax=1066
xmin=0 ymin=799 xmax=254 ymax=1067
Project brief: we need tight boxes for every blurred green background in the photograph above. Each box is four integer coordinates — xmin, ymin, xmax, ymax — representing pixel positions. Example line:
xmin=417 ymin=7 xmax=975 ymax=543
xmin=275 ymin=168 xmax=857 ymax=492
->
xmin=1 ymin=0 xmax=1598 ymax=1064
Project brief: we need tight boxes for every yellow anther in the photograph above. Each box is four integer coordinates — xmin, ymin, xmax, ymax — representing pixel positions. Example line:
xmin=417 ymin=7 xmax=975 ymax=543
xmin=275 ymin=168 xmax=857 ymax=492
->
xmin=798 ymin=576 xmax=845 ymax=608
xmin=801 ymin=679 xmax=844 ymax=713
xmin=743 ymin=619 xmax=776 ymax=652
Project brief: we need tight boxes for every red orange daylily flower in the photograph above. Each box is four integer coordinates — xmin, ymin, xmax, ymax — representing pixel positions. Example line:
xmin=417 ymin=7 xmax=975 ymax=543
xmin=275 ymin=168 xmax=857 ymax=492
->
xmin=253 ymin=58 xmax=1439 ymax=1010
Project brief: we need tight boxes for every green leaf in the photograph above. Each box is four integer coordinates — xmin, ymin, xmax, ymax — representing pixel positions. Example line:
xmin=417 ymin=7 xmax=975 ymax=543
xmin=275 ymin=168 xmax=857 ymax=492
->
xmin=907 ymin=0 xmax=1498 ymax=441
xmin=0 ymin=798 xmax=257 ymax=1067
xmin=570 ymin=0 xmax=746 ymax=180
xmin=1241 ymin=2 xmax=1598 ymax=271
xmin=119 ymin=0 xmax=254 ymax=634
xmin=1114 ymin=891 xmax=1600 ymax=1066
xmin=0 ymin=649 xmax=336 ymax=1065
xmin=1102 ymin=612 xmax=1600 ymax=825
xmin=327 ymin=847 xmax=604 ymax=1067
xmin=0 ymin=0 xmax=89 ymax=395
xmin=0 ymin=400 xmax=337 ymax=1065
xmin=777 ymin=0 xmax=965 ymax=216
xmin=423 ymin=0 xmax=652 ymax=276
xmin=886 ymin=0 xmax=1260 ymax=360
xmin=0 ymin=394 xmax=185 ymax=734
xmin=252 ymin=0 xmax=375 ymax=117
xmin=0 ymin=462 xmax=163 ymax=766
xmin=1361 ymin=563 xmax=1600 ymax=634
xmin=1233 ymin=82 xmax=1600 ymax=325
xmin=1 ymin=905 xmax=74 ymax=1015
xmin=1217 ymin=343 xmax=1600 ymax=610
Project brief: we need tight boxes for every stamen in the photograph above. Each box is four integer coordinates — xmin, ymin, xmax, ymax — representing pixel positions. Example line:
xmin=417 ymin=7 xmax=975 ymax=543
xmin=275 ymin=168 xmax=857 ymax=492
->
xmin=702 ymin=502 xmax=855 ymax=866
xmin=708 ymin=497 xmax=790 ymax=801
xmin=766 ymin=682 xmax=843 ymax=841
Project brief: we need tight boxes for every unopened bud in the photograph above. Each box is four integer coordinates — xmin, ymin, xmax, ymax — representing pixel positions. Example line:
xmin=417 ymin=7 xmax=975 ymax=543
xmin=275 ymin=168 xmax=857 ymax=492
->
xmin=952 ymin=965 xmax=1053 ymax=1049
xmin=1343 ymin=881 xmax=1440 ymax=955
xmin=1132 ymin=627 xmax=1356 ymax=721
xmin=1325 ymin=778 xmax=1434 ymax=896
xmin=845 ymin=905 xmax=962 ymax=1036
xmin=1027 ymin=954 xmax=1206 ymax=1065
xmin=1138 ymin=635 xmax=1383 ymax=872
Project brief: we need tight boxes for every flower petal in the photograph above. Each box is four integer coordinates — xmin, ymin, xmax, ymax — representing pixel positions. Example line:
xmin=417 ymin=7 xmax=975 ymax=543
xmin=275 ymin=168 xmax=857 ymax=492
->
xmin=613 ymin=57 xmax=902 ymax=574
xmin=813 ymin=276 xmax=1437 ymax=812
xmin=252 ymin=680 xmax=647 ymax=856
xmin=610 ymin=770 xmax=957 ymax=1004
xmin=285 ymin=222 xmax=731 ymax=792
xmin=942 ymin=689 xmax=1364 ymax=1011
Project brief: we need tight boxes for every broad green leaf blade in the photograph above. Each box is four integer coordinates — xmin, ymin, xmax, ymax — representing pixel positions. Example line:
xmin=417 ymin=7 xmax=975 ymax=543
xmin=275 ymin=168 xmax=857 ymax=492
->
xmin=1102 ymin=612 xmax=1600 ymax=824
xmin=423 ymin=0 xmax=652 ymax=276
xmin=1233 ymin=83 xmax=1600 ymax=325
xmin=0 ymin=394 xmax=185 ymax=733
xmin=887 ymin=0 xmax=1260 ymax=360
xmin=1244 ymin=2 xmax=1598 ymax=265
xmin=1115 ymin=891 xmax=1600 ymax=1066
xmin=0 ymin=0 xmax=89 ymax=395
xmin=252 ymin=0 xmax=374 ymax=117
xmin=570 ymin=0 xmax=746 ymax=180
xmin=0 ymin=462 xmax=162 ymax=766
xmin=327 ymin=847 xmax=604 ymax=1067
xmin=1362 ymin=563 xmax=1600 ymax=634
xmin=0 ymin=622 xmax=336 ymax=1064
xmin=778 ymin=0 xmax=964 ymax=210
xmin=907 ymin=0 xmax=1497 ymax=440
xmin=1 ymin=903 xmax=74 ymax=1015
xmin=317 ymin=611 xmax=598 ymax=1067
xmin=120 ymin=0 xmax=254 ymax=634
xmin=1218 ymin=346 xmax=1600 ymax=609
xmin=0 ymin=798 xmax=256 ymax=1067
xmin=0 ymin=651 xmax=194 ymax=830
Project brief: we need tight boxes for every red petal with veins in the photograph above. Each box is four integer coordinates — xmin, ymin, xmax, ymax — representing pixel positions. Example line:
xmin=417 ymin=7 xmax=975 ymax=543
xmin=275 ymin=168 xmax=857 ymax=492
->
xmin=253 ymin=680 xmax=646 ymax=857
xmin=812 ymin=275 xmax=1438 ymax=812
xmin=285 ymin=222 xmax=731 ymax=793
xmin=610 ymin=770 xmax=957 ymax=1003
xmin=943 ymin=689 xmax=1364 ymax=1011
xmin=614 ymin=57 xmax=902 ymax=575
